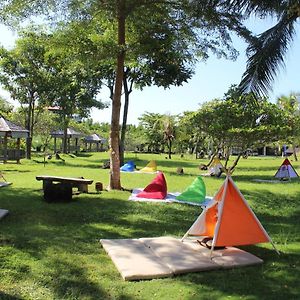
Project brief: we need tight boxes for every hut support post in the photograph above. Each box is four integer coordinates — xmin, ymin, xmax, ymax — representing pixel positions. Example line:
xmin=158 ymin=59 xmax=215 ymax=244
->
xmin=3 ymin=136 xmax=8 ymax=163
xmin=75 ymin=138 xmax=78 ymax=154
xmin=16 ymin=138 xmax=21 ymax=164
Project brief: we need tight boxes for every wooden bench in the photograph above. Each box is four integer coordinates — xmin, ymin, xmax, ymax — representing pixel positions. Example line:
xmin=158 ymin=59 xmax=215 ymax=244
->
xmin=36 ymin=175 xmax=93 ymax=202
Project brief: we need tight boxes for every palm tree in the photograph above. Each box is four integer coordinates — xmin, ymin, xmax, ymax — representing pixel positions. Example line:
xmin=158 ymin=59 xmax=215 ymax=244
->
xmin=162 ymin=115 xmax=176 ymax=159
xmin=231 ymin=1 xmax=300 ymax=96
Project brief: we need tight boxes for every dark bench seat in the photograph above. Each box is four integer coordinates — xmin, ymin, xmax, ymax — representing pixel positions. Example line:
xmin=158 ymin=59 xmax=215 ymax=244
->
xmin=36 ymin=175 xmax=93 ymax=202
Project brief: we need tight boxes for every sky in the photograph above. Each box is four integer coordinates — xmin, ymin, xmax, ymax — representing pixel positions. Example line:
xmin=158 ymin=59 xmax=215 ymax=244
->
xmin=1 ymin=18 xmax=300 ymax=125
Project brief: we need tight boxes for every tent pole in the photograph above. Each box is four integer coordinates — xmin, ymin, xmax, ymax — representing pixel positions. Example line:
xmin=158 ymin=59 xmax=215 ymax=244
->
xmin=181 ymin=231 xmax=190 ymax=242
xmin=270 ymin=240 xmax=280 ymax=255
xmin=0 ymin=172 xmax=7 ymax=182
xmin=180 ymin=209 xmax=209 ymax=242
xmin=210 ymin=175 xmax=229 ymax=258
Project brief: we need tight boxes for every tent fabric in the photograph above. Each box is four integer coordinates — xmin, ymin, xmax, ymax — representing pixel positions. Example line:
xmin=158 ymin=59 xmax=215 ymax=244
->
xmin=201 ymin=157 xmax=224 ymax=177
xmin=214 ymin=178 xmax=270 ymax=246
xmin=209 ymin=158 xmax=223 ymax=176
xmin=129 ymin=189 xmax=212 ymax=206
xmin=0 ymin=182 xmax=12 ymax=188
xmin=120 ymin=160 xmax=135 ymax=172
xmin=137 ymin=172 xmax=167 ymax=199
xmin=175 ymin=176 xmax=206 ymax=204
xmin=187 ymin=200 xmax=218 ymax=237
xmin=130 ymin=189 xmax=179 ymax=203
xmin=274 ymin=158 xmax=298 ymax=179
xmin=0 ymin=209 xmax=9 ymax=220
xmin=139 ymin=160 xmax=157 ymax=173
xmin=183 ymin=176 xmax=274 ymax=250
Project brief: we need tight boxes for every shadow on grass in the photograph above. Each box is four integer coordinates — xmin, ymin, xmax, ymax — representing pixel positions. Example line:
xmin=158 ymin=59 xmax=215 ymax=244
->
xmin=0 ymin=292 xmax=23 ymax=300
xmin=30 ymin=157 xmax=109 ymax=170
xmin=231 ymin=173 xmax=300 ymax=184
xmin=0 ymin=169 xmax=32 ymax=173
xmin=178 ymin=245 xmax=300 ymax=299
xmin=40 ymin=258 xmax=109 ymax=299
xmin=1 ymin=185 xmax=299 ymax=299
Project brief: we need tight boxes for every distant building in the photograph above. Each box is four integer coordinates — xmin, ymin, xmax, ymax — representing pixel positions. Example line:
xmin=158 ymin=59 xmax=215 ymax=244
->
xmin=0 ymin=116 xmax=29 ymax=163
xmin=84 ymin=133 xmax=107 ymax=152
xmin=50 ymin=128 xmax=84 ymax=154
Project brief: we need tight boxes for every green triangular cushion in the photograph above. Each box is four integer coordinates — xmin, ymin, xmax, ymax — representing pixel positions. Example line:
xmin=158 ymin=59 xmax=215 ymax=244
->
xmin=176 ymin=176 xmax=206 ymax=204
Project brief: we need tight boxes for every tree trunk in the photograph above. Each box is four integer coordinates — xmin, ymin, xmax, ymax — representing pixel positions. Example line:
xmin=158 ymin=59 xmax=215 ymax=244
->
xmin=62 ymin=116 xmax=68 ymax=154
xmin=224 ymin=147 xmax=230 ymax=168
xmin=229 ymin=152 xmax=243 ymax=173
xmin=120 ymin=72 xmax=132 ymax=167
xmin=168 ymin=139 xmax=172 ymax=159
xmin=293 ymin=144 xmax=298 ymax=161
xmin=192 ymin=140 xmax=199 ymax=154
xmin=206 ymin=151 xmax=217 ymax=167
xmin=109 ymin=0 xmax=125 ymax=190
xmin=25 ymin=95 xmax=33 ymax=159
xmin=26 ymin=137 xmax=32 ymax=160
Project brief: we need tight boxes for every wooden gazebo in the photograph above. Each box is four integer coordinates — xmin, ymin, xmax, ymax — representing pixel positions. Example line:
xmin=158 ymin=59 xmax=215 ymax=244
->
xmin=51 ymin=128 xmax=84 ymax=154
xmin=84 ymin=133 xmax=106 ymax=152
xmin=0 ymin=116 xmax=29 ymax=163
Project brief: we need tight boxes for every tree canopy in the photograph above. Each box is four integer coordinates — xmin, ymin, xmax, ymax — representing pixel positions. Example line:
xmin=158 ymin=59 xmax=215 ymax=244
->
xmin=0 ymin=0 xmax=262 ymax=188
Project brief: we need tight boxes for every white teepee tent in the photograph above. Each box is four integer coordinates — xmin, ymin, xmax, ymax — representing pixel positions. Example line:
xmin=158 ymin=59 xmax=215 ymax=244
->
xmin=274 ymin=158 xmax=298 ymax=179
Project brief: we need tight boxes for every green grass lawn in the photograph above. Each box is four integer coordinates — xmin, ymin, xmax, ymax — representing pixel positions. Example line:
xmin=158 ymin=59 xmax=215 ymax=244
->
xmin=0 ymin=153 xmax=299 ymax=300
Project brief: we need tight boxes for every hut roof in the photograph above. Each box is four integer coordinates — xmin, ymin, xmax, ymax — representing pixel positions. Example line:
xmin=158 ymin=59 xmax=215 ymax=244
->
xmin=84 ymin=133 xmax=106 ymax=143
xmin=51 ymin=128 xmax=84 ymax=138
xmin=0 ymin=116 xmax=29 ymax=138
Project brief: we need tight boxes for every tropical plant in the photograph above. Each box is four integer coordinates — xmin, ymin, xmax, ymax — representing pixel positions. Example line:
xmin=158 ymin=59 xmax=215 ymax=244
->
xmin=191 ymin=88 xmax=290 ymax=172
xmin=0 ymin=29 xmax=52 ymax=158
xmin=177 ymin=110 xmax=211 ymax=156
xmin=138 ymin=112 xmax=164 ymax=153
xmin=0 ymin=96 xmax=13 ymax=116
xmin=0 ymin=0 xmax=253 ymax=189
xmin=162 ymin=114 xmax=177 ymax=159
xmin=229 ymin=0 xmax=300 ymax=96
xmin=277 ymin=92 xmax=300 ymax=160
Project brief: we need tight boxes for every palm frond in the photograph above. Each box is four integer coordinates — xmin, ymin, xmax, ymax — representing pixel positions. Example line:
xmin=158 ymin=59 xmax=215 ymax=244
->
xmin=238 ymin=13 xmax=296 ymax=97
xmin=229 ymin=0 xmax=288 ymax=17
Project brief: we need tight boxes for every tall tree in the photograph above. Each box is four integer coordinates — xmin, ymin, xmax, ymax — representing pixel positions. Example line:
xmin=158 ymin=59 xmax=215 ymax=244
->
xmin=0 ymin=0 xmax=253 ymax=189
xmin=162 ymin=114 xmax=176 ymax=159
xmin=0 ymin=96 xmax=13 ymax=117
xmin=191 ymin=88 xmax=290 ymax=172
xmin=177 ymin=110 xmax=209 ymax=155
xmin=138 ymin=112 xmax=165 ymax=153
xmin=0 ymin=30 xmax=50 ymax=158
xmin=44 ymin=32 xmax=106 ymax=153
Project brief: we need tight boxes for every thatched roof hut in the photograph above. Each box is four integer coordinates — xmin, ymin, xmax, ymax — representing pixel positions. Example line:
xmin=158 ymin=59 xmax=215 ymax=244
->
xmin=0 ymin=116 xmax=29 ymax=163
xmin=83 ymin=133 xmax=107 ymax=152
xmin=50 ymin=128 xmax=84 ymax=153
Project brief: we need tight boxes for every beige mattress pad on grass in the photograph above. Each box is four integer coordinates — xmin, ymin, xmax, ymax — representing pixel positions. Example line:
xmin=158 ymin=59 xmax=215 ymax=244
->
xmin=100 ymin=236 xmax=263 ymax=281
